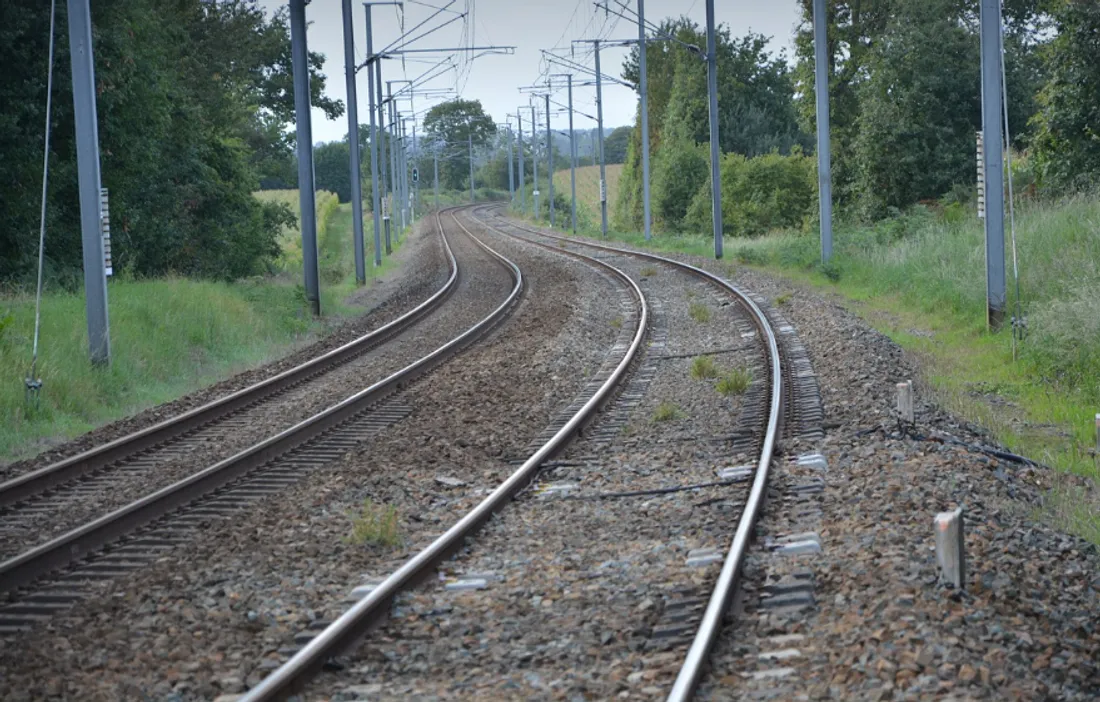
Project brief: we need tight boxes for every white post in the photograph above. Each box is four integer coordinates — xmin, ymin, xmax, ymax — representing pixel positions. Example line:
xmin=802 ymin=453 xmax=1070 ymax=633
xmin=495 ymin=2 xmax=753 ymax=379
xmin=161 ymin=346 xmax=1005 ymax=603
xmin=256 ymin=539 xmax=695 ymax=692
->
xmin=934 ymin=508 xmax=966 ymax=590
xmin=896 ymin=380 xmax=914 ymax=423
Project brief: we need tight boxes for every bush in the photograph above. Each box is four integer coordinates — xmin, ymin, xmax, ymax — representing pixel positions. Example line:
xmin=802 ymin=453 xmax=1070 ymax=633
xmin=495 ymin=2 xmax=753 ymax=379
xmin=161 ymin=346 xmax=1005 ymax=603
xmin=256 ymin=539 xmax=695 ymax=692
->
xmin=686 ymin=151 xmax=816 ymax=237
xmin=653 ymin=140 xmax=709 ymax=231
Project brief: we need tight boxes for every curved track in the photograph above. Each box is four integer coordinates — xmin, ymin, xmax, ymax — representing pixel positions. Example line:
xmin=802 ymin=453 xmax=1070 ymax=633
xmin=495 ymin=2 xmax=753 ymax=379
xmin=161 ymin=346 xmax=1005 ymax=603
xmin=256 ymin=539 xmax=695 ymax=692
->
xmin=0 ymin=208 xmax=523 ymax=631
xmin=476 ymin=206 xmax=785 ymax=702
xmin=239 ymin=206 xmax=651 ymax=701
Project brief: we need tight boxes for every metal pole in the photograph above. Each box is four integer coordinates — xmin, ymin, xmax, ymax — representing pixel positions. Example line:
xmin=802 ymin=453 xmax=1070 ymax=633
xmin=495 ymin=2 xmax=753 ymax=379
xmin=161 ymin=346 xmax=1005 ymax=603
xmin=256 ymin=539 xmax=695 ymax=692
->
xmin=410 ymin=122 xmax=418 ymax=227
xmin=595 ymin=40 xmax=609 ymax=237
xmin=290 ymin=0 xmax=320 ymax=315
xmin=433 ymin=148 xmax=439 ymax=209
xmin=546 ymin=92 xmax=554 ymax=227
xmin=638 ymin=0 xmax=652 ymax=241
xmin=507 ymin=125 xmax=515 ymax=203
xmin=532 ymin=104 xmax=539 ymax=218
xmin=387 ymin=83 xmax=398 ymax=253
xmin=375 ymin=60 xmax=386 ymax=266
xmin=361 ymin=4 xmax=382 ymax=272
xmin=812 ymin=0 xmax=832 ymax=264
xmin=344 ymin=0 xmax=366 ymax=284
xmin=469 ymin=131 xmax=475 ymax=202
xmin=980 ymin=0 xmax=1006 ymax=330
xmin=517 ymin=110 xmax=526 ymax=214
xmin=705 ymin=0 xmax=723 ymax=259
xmin=67 ymin=0 xmax=110 ymax=363
xmin=568 ymin=74 xmax=577 ymax=234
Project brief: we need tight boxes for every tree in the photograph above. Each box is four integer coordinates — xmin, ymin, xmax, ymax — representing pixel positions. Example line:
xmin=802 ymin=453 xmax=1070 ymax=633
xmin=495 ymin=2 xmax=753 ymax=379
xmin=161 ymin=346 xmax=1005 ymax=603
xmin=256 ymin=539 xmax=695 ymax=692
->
xmin=603 ymin=126 xmax=631 ymax=164
xmin=615 ymin=19 xmax=804 ymax=231
xmin=422 ymin=99 xmax=496 ymax=190
xmin=0 ymin=0 xmax=341 ymax=283
xmin=1032 ymin=0 xmax=1100 ymax=192
xmin=792 ymin=0 xmax=1049 ymax=210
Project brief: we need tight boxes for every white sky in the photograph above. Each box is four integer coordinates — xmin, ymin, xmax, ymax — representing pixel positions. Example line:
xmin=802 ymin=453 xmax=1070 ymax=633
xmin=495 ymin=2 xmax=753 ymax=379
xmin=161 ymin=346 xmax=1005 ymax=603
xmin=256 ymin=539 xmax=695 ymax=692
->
xmin=259 ymin=1 xmax=802 ymax=143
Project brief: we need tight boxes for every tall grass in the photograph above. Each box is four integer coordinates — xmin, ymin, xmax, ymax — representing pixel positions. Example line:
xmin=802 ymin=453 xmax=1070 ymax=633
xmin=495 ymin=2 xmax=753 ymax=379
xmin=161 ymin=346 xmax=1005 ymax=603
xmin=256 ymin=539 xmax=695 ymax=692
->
xmin=0 ymin=193 xmax=391 ymax=462
xmin=726 ymin=195 xmax=1100 ymax=400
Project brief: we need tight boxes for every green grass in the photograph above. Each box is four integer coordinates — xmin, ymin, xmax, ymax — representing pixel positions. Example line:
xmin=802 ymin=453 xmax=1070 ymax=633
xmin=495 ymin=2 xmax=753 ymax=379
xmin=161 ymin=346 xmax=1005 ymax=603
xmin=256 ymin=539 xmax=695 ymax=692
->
xmin=688 ymin=301 xmax=711 ymax=323
xmin=0 ymin=194 xmax=410 ymax=463
xmin=652 ymin=401 xmax=685 ymax=422
xmin=690 ymin=355 xmax=719 ymax=380
xmin=346 ymin=498 xmax=402 ymax=548
xmin=716 ymin=367 xmax=752 ymax=397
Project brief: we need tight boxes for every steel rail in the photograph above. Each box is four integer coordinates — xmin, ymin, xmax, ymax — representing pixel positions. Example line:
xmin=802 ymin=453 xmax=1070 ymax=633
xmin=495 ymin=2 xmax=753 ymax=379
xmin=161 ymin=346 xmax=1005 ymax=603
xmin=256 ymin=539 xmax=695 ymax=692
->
xmin=239 ymin=205 xmax=648 ymax=701
xmin=0 ymin=208 xmax=522 ymax=596
xmin=0 ymin=222 xmax=462 ymax=508
xmin=477 ymin=206 xmax=784 ymax=702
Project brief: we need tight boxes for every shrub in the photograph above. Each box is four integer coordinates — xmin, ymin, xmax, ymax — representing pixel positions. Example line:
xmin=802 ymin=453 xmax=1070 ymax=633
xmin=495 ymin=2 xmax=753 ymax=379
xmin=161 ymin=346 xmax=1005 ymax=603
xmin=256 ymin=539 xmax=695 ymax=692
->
xmin=686 ymin=150 xmax=816 ymax=237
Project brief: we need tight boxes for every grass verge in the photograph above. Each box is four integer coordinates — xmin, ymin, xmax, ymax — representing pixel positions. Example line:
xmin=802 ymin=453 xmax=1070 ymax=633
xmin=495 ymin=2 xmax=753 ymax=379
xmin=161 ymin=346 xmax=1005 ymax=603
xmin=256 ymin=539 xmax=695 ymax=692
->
xmin=0 ymin=195 xmax=406 ymax=463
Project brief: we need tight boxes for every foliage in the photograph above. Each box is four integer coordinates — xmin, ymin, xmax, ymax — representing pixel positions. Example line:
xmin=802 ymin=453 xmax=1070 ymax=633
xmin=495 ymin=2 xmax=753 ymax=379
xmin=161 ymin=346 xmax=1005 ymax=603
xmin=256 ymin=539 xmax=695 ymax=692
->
xmin=1031 ymin=0 xmax=1100 ymax=192
xmin=0 ymin=0 xmax=341 ymax=285
xmin=615 ymin=19 xmax=805 ymax=231
xmin=791 ymin=0 xmax=1049 ymax=212
xmin=603 ymin=126 xmax=632 ymax=164
xmin=685 ymin=151 xmax=816 ymax=237
xmin=421 ymin=99 xmax=497 ymax=190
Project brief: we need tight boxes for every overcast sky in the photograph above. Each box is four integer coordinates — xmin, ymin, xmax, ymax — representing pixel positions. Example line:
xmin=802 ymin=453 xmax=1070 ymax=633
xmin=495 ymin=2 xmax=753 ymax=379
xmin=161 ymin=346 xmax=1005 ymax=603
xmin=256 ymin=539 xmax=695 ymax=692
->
xmin=259 ymin=1 xmax=802 ymax=143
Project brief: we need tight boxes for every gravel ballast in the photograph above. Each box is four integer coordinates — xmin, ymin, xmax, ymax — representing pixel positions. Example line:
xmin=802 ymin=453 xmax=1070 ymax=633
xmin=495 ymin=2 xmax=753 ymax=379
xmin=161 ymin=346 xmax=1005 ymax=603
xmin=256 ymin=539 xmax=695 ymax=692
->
xmin=0 ymin=210 xmax=626 ymax=701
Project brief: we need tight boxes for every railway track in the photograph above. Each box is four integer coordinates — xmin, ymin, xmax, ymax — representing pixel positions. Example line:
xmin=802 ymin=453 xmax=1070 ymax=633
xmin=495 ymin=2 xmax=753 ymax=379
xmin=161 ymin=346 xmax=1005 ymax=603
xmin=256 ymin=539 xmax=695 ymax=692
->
xmin=477 ymin=208 xmax=787 ymax=700
xmin=238 ymin=204 xmax=792 ymax=701
xmin=0 ymin=208 xmax=524 ymax=633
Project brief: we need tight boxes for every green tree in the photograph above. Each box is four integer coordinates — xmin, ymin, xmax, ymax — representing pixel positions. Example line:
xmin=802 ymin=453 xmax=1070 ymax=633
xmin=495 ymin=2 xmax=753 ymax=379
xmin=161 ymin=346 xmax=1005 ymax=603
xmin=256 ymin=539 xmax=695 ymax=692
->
xmin=0 ymin=0 xmax=340 ymax=283
xmin=1032 ymin=0 xmax=1100 ymax=191
xmin=422 ymin=99 xmax=496 ymax=190
xmin=603 ymin=126 xmax=631 ymax=164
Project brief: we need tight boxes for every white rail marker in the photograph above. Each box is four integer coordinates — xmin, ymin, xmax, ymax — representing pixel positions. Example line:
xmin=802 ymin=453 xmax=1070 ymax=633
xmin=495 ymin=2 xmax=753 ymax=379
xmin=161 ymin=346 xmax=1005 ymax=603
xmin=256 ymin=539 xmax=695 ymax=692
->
xmin=897 ymin=380 xmax=914 ymax=423
xmin=934 ymin=507 xmax=966 ymax=590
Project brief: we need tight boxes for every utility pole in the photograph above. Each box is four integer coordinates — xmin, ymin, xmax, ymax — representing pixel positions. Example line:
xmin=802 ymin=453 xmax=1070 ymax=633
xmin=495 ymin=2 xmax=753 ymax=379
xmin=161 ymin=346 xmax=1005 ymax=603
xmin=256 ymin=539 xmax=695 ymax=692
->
xmin=433 ymin=146 xmax=439 ymax=210
xmin=980 ymin=0 xmax=1006 ymax=330
xmin=567 ymin=74 xmax=577 ymax=234
xmin=507 ymin=123 xmax=515 ymax=203
xmin=638 ymin=0 xmax=652 ymax=241
xmin=290 ymin=0 xmax=320 ymax=316
xmin=374 ymin=55 xmax=386 ymax=266
xmin=812 ymin=0 xmax=833 ymax=264
xmin=546 ymin=92 xmax=554 ymax=227
xmin=410 ymin=121 xmax=418 ymax=227
xmin=67 ymin=0 xmax=110 ymax=363
xmin=468 ymin=131 xmax=476 ymax=202
xmin=705 ymin=0 xmax=723 ymax=259
xmin=595 ymin=40 xmax=609 ymax=236
xmin=532 ymin=104 xmax=539 ymax=218
xmin=517 ymin=110 xmax=526 ymax=214
xmin=342 ymin=0 xmax=366 ymax=284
